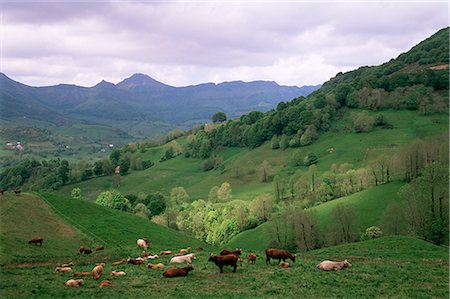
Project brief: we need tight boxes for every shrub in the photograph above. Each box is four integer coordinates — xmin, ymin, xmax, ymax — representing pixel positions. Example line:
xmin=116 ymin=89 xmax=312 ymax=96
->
xmin=360 ymin=226 xmax=383 ymax=241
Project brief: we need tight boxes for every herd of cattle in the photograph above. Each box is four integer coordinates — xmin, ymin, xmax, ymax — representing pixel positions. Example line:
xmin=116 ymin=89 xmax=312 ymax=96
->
xmin=28 ymin=236 xmax=352 ymax=289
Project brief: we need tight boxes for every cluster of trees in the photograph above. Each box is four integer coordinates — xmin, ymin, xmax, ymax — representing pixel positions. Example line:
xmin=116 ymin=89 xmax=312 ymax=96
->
xmin=0 ymin=143 xmax=156 ymax=191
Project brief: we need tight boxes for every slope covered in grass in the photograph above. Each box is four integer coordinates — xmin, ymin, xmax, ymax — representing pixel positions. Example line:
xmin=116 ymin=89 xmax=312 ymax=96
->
xmin=57 ymin=110 xmax=448 ymax=203
xmin=0 ymin=236 xmax=447 ymax=298
xmin=40 ymin=193 xmax=211 ymax=253
xmin=0 ymin=193 xmax=88 ymax=265
xmin=0 ymin=192 xmax=210 ymax=265
xmin=227 ymin=182 xmax=404 ymax=250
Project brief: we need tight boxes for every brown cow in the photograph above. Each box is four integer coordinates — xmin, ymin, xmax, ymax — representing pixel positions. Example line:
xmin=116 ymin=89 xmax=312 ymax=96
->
xmin=110 ymin=271 xmax=126 ymax=277
xmin=208 ymin=254 xmax=238 ymax=273
xmin=28 ymin=237 xmax=44 ymax=246
xmin=160 ymin=250 xmax=172 ymax=255
xmin=163 ymin=265 xmax=194 ymax=278
xmin=265 ymin=248 xmax=296 ymax=265
xmin=127 ymin=257 xmax=145 ymax=265
xmin=95 ymin=245 xmax=104 ymax=251
xmin=279 ymin=261 xmax=290 ymax=268
xmin=220 ymin=249 xmax=242 ymax=256
xmin=78 ymin=246 xmax=92 ymax=255
xmin=55 ymin=267 xmax=72 ymax=273
xmin=247 ymin=253 xmax=257 ymax=264
xmin=112 ymin=259 xmax=126 ymax=266
xmin=65 ymin=279 xmax=84 ymax=287
xmin=92 ymin=263 xmax=105 ymax=280
xmin=74 ymin=271 xmax=92 ymax=277
xmin=147 ymin=263 xmax=165 ymax=269
xmin=99 ymin=279 xmax=113 ymax=288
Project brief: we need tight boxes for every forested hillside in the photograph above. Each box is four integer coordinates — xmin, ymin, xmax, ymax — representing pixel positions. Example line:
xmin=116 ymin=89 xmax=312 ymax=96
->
xmin=1 ymin=27 xmax=448 ymax=251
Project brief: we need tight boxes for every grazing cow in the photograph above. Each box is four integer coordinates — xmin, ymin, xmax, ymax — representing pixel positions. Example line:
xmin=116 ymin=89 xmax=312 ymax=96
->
xmin=208 ymin=254 xmax=238 ymax=273
xmin=14 ymin=189 xmax=21 ymax=196
xmin=28 ymin=237 xmax=44 ymax=246
xmin=65 ymin=279 xmax=84 ymax=287
xmin=127 ymin=257 xmax=145 ymax=265
xmin=95 ymin=245 xmax=104 ymax=251
xmin=0 ymin=188 xmax=5 ymax=195
xmin=137 ymin=238 xmax=149 ymax=250
xmin=179 ymin=247 xmax=192 ymax=254
xmin=112 ymin=259 xmax=126 ymax=266
xmin=99 ymin=280 xmax=113 ymax=288
xmin=220 ymin=248 xmax=242 ymax=256
xmin=279 ymin=262 xmax=290 ymax=268
xmin=55 ymin=267 xmax=72 ymax=273
xmin=160 ymin=250 xmax=172 ymax=255
xmin=61 ymin=262 xmax=73 ymax=267
xmin=74 ymin=271 xmax=92 ymax=277
xmin=170 ymin=253 xmax=195 ymax=264
xmin=265 ymin=248 xmax=296 ymax=265
xmin=163 ymin=265 xmax=194 ymax=278
xmin=247 ymin=253 xmax=257 ymax=264
xmin=317 ymin=260 xmax=352 ymax=271
xmin=111 ymin=270 xmax=126 ymax=276
xmin=147 ymin=263 xmax=165 ymax=269
xmin=92 ymin=263 xmax=105 ymax=280
xmin=78 ymin=246 xmax=92 ymax=255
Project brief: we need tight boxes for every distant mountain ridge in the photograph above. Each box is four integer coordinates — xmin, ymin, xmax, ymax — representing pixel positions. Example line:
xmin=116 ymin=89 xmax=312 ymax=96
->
xmin=0 ymin=73 xmax=320 ymax=138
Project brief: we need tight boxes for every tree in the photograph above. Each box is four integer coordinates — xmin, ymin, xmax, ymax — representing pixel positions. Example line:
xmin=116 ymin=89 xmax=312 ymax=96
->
xmin=217 ymin=182 xmax=232 ymax=202
xmin=119 ymin=159 xmax=130 ymax=175
xmin=58 ymin=160 xmax=69 ymax=185
xmin=304 ymin=152 xmax=318 ymax=166
xmin=71 ymin=188 xmax=82 ymax=200
xmin=258 ymin=160 xmax=272 ymax=183
xmin=208 ymin=186 xmax=219 ymax=203
xmin=328 ymin=204 xmax=356 ymax=244
xmin=351 ymin=111 xmax=374 ymax=133
xmin=360 ymin=226 xmax=383 ymax=241
xmin=170 ymin=187 xmax=190 ymax=207
xmin=251 ymin=194 xmax=273 ymax=223
xmin=96 ymin=190 xmax=131 ymax=211
xmin=399 ymin=162 xmax=449 ymax=245
xmin=300 ymin=125 xmax=318 ymax=146
xmin=133 ymin=203 xmax=150 ymax=219
xmin=212 ymin=112 xmax=227 ymax=123
xmin=292 ymin=210 xmax=323 ymax=251
xmin=271 ymin=135 xmax=280 ymax=149
xmin=110 ymin=149 xmax=121 ymax=166
xmin=146 ymin=192 xmax=167 ymax=216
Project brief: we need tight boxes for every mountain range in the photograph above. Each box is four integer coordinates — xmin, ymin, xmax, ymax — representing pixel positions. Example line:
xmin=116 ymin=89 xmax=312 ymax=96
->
xmin=0 ymin=73 xmax=320 ymax=138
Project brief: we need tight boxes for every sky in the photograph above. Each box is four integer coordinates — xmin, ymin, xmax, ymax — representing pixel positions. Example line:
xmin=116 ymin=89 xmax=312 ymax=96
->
xmin=1 ymin=1 xmax=448 ymax=87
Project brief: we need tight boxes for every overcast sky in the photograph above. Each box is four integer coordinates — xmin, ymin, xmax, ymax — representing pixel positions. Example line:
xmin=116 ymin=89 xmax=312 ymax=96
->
xmin=1 ymin=1 xmax=448 ymax=87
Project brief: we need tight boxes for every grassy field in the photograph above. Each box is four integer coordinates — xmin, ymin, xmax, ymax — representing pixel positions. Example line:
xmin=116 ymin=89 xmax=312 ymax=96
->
xmin=0 ymin=235 xmax=447 ymax=298
xmin=56 ymin=110 xmax=448 ymax=203
xmin=0 ymin=193 xmax=209 ymax=266
xmin=227 ymin=181 xmax=404 ymax=251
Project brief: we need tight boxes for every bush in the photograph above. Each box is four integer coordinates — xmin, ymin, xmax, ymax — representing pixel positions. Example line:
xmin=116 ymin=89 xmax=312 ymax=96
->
xmin=360 ymin=226 xmax=383 ymax=241
xmin=304 ymin=152 xmax=318 ymax=166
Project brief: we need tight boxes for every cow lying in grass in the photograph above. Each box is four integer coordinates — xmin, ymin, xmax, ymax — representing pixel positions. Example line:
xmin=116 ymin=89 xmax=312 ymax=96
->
xmin=65 ymin=279 xmax=84 ymax=287
xmin=317 ymin=260 xmax=352 ymax=271
xmin=163 ymin=265 xmax=194 ymax=278
xmin=55 ymin=267 xmax=72 ymax=273
xmin=170 ymin=253 xmax=195 ymax=263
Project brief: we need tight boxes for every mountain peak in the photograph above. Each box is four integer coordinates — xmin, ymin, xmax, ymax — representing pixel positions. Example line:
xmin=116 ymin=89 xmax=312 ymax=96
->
xmin=116 ymin=73 xmax=174 ymax=91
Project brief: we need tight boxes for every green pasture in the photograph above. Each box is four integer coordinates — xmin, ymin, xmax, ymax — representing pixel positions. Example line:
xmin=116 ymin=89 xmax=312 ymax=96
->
xmin=227 ymin=182 xmax=404 ymax=251
xmin=57 ymin=110 xmax=448 ymax=203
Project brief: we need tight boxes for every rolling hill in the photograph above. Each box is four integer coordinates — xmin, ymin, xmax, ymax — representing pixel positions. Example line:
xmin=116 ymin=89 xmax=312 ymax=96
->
xmin=0 ymin=192 xmax=447 ymax=298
